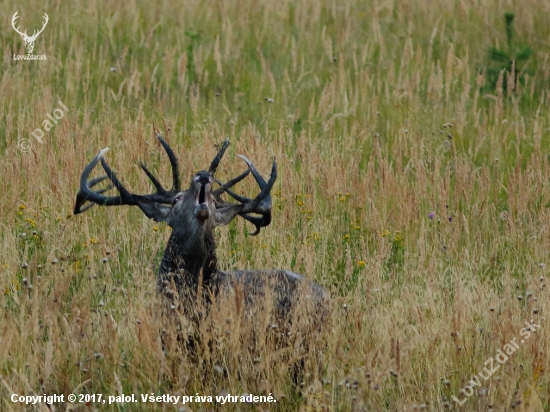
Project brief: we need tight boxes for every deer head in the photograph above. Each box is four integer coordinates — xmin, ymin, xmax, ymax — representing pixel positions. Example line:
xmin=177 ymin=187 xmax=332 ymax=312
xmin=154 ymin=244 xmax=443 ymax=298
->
xmin=12 ymin=11 xmax=49 ymax=54
xmin=74 ymin=136 xmax=276 ymax=276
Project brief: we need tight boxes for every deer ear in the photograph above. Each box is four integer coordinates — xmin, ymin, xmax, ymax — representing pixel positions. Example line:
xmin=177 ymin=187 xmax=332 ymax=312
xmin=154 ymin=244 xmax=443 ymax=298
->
xmin=214 ymin=204 xmax=244 ymax=226
xmin=134 ymin=198 xmax=172 ymax=225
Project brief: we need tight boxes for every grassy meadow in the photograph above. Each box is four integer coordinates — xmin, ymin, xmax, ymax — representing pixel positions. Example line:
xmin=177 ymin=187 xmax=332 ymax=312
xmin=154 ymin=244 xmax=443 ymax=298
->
xmin=2 ymin=0 xmax=550 ymax=410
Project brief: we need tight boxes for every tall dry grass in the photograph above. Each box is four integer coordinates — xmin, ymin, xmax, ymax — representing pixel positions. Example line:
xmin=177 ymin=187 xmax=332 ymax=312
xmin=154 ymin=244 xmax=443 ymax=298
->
xmin=2 ymin=0 xmax=550 ymax=410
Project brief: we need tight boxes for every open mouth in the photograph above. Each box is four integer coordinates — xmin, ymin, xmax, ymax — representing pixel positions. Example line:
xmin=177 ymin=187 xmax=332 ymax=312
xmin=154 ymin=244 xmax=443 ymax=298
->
xmin=197 ymin=184 xmax=206 ymax=205
xmin=194 ymin=183 xmax=211 ymax=221
xmin=193 ymin=172 xmax=212 ymax=208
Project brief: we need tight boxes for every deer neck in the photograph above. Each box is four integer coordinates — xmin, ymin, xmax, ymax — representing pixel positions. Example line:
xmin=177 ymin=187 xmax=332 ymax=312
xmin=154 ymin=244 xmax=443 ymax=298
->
xmin=159 ymin=224 xmax=218 ymax=288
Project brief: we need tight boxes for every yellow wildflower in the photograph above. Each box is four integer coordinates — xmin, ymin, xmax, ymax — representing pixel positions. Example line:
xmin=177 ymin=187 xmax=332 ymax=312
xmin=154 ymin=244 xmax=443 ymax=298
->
xmin=25 ymin=218 xmax=37 ymax=228
xmin=394 ymin=231 xmax=403 ymax=242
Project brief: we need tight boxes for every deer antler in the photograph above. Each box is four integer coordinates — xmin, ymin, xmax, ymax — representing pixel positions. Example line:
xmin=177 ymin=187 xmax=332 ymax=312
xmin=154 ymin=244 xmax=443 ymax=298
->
xmin=216 ymin=156 xmax=276 ymax=235
xmin=209 ymin=141 xmax=277 ymax=235
xmin=74 ymin=135 xmax=182 ymax=219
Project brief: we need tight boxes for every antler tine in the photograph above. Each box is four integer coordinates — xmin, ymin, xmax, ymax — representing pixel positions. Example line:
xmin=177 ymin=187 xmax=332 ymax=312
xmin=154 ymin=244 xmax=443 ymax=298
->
xmin=74 ymin=148 xmax=126 ymax=214
xmin=156 ymin=134 xmax=181 ymax=192
xmin=140 ymin=163 xmax=166 ymax=193
xmin=239 ymin=213 xmax=272 ymax=236
xmin=212 ymin=167 xmax=251 ymax=198
xmin=209 ymin=137 xmax=230 ymax=174
xmin=99 ymin=157 xmax=134 ymax=199
xmin=208 ymin=136 xmax=256 ymax=205
xmin=232 ymin=156 xmax=276 ymax=211
xmin=221 ymin=156 xmax=277 ymax=235
xmin=74 ymin=176 xmax=114 ymax=213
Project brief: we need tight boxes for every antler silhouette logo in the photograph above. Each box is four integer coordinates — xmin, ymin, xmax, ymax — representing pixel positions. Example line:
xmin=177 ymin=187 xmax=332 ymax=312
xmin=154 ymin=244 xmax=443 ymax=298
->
xmin=12 ymin=11 xmax=49 ymax=54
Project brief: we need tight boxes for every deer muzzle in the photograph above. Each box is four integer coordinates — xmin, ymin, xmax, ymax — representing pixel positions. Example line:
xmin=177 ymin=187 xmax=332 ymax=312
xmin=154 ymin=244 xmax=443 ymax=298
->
xmin=194 ymin=203 xmax=210 ymax=220
xmin=194 ymin=180 xmax=212 ymax=221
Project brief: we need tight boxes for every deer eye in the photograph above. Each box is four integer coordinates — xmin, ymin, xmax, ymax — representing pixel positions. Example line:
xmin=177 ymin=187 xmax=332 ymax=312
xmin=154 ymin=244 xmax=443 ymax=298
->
xmin=172 ymin=196 xmax=181 ymax=205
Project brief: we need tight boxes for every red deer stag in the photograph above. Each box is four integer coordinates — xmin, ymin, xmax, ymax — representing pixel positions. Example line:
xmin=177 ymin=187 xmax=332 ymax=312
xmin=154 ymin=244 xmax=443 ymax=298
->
xmin=74 ymin=135 xmax=330 ymax=359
